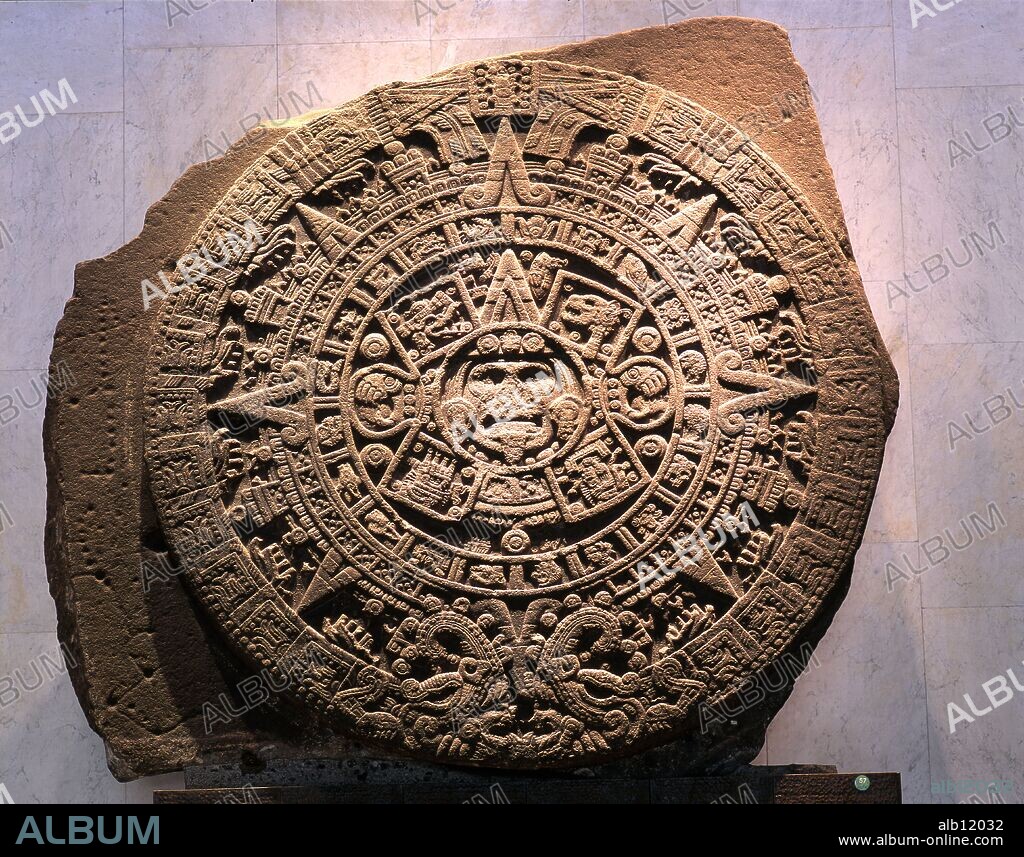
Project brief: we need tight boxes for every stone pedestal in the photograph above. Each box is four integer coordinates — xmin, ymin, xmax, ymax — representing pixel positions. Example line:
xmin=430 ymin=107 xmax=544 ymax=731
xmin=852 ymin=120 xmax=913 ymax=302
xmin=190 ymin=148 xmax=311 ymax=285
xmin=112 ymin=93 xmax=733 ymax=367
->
xmin=154 ymin=762 xmax=901 ymax=804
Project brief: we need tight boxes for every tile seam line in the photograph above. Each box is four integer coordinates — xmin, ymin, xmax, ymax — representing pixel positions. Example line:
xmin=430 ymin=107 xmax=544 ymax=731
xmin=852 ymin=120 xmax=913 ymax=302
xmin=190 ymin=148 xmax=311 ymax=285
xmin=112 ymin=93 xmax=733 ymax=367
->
xmin=890 ymin=0 xmax=926 ymax=805
xmin=907 ymin=340 xmax=1024 ymax=346
xmin=897 ymin=82 xmax=1024 ymax=92
xmin=117 ymin=40 xmax=537 ymax=50
xmin=125 ymin=42 xmax=278 ymax=49
xmin=280 ymin=36 xmax=579 ymax=47
xmin=2 ymin=110 xmax=126 ymax=117
xmin=275 ymin=0 xmax=280 ymax=118
xmin=122 ymin=2 xmax=126 ymax=272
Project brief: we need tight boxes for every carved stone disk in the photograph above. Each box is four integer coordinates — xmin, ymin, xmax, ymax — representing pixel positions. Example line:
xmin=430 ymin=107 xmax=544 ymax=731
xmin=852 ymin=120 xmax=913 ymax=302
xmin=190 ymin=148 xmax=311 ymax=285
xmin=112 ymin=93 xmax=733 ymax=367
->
xmin=144 ymin=60 xmax=891 ymax=767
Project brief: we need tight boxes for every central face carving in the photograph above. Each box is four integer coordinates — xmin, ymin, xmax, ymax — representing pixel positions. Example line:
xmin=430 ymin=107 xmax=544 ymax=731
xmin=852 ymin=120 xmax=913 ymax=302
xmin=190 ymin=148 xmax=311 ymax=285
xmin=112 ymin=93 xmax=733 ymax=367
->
xmin=439 ymin=326 xmax=589 ymax=468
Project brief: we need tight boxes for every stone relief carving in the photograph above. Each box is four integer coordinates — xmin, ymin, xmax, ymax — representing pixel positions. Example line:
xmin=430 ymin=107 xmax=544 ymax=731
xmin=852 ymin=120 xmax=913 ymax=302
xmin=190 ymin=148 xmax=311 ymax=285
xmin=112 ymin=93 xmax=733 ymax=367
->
xmin=39 ymin=42 xmax=896 ymax=775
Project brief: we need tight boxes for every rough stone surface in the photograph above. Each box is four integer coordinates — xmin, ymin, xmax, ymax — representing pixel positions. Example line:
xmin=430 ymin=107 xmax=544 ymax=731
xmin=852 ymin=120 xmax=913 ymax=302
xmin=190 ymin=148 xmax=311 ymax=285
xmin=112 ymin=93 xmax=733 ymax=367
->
xmin=45 ymin=18 xmax=898 ymax=780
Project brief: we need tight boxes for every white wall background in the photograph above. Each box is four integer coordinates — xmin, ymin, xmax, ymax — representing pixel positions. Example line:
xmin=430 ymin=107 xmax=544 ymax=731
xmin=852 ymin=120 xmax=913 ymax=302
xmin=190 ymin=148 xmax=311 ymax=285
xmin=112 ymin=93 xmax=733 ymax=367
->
xmin=0 ymin=0 xmax=1021 ymax=804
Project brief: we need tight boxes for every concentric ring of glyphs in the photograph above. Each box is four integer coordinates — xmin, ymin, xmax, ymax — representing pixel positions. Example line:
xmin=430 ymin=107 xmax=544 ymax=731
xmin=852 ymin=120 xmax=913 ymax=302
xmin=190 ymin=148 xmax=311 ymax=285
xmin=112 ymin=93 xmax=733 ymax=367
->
xmin=144 ymin=60 xmax=887 ymax=766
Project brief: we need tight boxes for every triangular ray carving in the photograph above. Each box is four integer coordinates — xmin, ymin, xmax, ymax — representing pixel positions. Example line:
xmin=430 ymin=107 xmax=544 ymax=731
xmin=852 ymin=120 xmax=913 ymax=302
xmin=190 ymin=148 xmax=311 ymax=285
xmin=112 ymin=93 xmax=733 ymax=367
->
xmin=480 ymin=249 xmax=541 ymax=324
xmin=296 ymin=203 xmax=359 ymax=263
xmin=713 ymin=350 xmax=817 ymax=435
xmin=657 ymin=194 xmax=718 ymax=249
xmin=463 ymin=118 xmax=552 ymax=209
